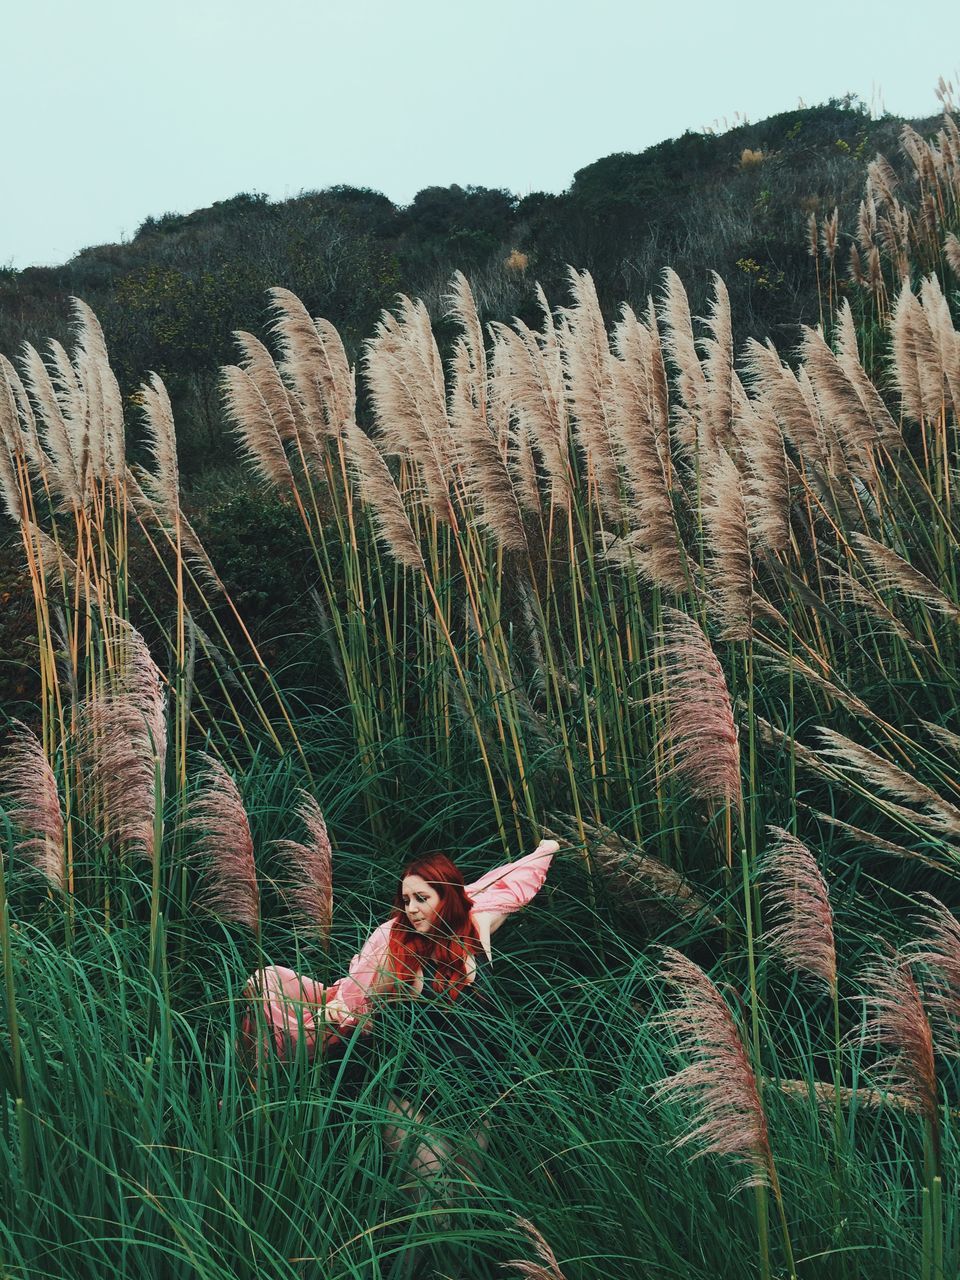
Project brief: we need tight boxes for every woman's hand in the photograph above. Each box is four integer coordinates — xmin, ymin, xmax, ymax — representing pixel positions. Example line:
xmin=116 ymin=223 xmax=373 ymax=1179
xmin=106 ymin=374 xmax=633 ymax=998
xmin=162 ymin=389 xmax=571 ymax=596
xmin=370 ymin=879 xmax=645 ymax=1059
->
xmin=322 ymin=993 xmax=353 ymax=1025
xmin=534 ymin=838 xmax=560 ymax=856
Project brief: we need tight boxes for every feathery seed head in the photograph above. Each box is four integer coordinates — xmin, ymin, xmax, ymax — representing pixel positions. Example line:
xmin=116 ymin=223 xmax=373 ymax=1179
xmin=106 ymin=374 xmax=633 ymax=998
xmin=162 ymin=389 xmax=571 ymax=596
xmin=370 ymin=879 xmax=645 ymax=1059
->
xmin=0 ymin=720 xmax=65 ymax=890
xmin=862 ymin=950 xmax=938 ymax=1125
xmin=502 ymin=1217 xmax=567 ymax=1280
xmin=912 ymin=895 xmax=960 ymax=1038
xmin=760 ymin=827 xmax=836 ymax=993
xmin=80 ymin=620 xmax=167 ymax=863
xmin=185 ymin=753 xmax=260 ymax=933
xmin=653 ymin=609 xmax=741 ymax=807
xmin=275 ymin=789 xmax=333 ymax=944
xmin=657 ymin=948 xmax=771 ymax=1187
xmin=344 ymin=422 xmax=425 ymax=572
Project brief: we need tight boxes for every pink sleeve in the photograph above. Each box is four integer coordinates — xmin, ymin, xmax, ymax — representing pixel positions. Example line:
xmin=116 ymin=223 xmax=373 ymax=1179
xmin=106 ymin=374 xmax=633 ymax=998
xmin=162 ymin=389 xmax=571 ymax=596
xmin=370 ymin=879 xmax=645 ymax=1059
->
xmin=466 ymin=843 xmax=556 ymax=914
xmin=335 ymin=919 xmax=395 ymax=1014
xmin=239 ymin=965 xmax=342 ymax=1065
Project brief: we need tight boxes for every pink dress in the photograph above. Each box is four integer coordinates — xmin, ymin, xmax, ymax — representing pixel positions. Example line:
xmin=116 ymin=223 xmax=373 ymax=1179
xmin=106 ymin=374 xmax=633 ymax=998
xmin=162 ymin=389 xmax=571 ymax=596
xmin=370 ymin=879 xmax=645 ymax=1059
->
xmin=239 ymin=844 xmax=554 ymax=1066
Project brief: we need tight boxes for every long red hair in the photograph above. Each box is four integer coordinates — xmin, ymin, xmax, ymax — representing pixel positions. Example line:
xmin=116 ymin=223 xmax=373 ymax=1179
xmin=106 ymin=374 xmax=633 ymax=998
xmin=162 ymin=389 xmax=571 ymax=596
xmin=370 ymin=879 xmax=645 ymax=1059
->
xmin=388 ymin=853 xmax=479 ymax=999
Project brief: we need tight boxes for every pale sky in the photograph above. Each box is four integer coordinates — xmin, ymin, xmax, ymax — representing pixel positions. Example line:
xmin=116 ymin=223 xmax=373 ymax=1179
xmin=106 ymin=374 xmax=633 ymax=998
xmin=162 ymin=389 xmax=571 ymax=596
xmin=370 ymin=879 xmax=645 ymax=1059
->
xmin=2 ymin=0 xmax=956 ymax=270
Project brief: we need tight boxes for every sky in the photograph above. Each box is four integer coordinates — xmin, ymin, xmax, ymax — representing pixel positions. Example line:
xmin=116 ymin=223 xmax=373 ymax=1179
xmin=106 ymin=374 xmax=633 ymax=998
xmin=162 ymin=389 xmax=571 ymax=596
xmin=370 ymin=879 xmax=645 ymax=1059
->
xmin=2 ymin=0 xmax=957 ymax=270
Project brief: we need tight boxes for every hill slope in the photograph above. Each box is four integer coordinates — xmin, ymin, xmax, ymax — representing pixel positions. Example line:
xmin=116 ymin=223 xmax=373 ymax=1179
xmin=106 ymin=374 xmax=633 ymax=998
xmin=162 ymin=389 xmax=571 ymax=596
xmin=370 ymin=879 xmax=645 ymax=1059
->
xmin=0 ymin=97 xmax=925 ymax=471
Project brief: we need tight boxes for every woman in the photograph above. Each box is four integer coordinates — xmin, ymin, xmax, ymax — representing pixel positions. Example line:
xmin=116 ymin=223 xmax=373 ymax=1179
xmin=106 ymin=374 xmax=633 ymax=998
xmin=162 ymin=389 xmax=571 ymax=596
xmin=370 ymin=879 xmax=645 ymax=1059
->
xmin=330 ymin=842 xmax=557 ymax=1210
xmin=242 ymin=838 xmax=558 ymax=1217
xmin=242 ymin=839 xmax=557 ymax=1062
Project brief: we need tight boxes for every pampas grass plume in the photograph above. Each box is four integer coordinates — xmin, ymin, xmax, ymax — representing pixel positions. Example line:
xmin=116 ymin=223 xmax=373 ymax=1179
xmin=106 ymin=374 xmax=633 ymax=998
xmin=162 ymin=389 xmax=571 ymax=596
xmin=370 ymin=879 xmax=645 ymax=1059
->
xmin=862 ymin=950 xmax=939 ymax=1129
xmin=760 ymin=827 xmax=836 ymax=993
xmin=0 ymin=720 xmax=65 ymax=890
xmin=501 ymin=1217 xmax=567 ymax=1280
xmin=82 ymin=620 xmax=167 ymax=862
xmin=913 ymin=895 xmax=960 ymax=1035
xmin=654 ymin=608 xmax=741 ymax=807
xmin=657 ymin=947 xmax=772 ymax=1187
xmin=344 ymin=422 xmax=425 ymax=572
xmin=186 ymin=754 xmax=260 ymax=934
xmin=275 ymin=789 xmax=332 ymax=944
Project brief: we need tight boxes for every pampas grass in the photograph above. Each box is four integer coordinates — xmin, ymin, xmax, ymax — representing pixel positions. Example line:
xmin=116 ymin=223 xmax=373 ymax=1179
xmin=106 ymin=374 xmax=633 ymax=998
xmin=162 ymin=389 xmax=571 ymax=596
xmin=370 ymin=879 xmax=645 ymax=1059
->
xmin=0 ymin=719 xmax=65 ymax=891
xmin=3 ymin=134 xmax=960 ymax=1272
xmin=447 ymin=274 xmax=528 ymax=554
xmin=862 ymin=946 xmax=942 ymax=1218
xmin=853 ymin=534 xmax=960 ymax=620
xmin=502 ymin=1217 xmax=568 ymax=1280
xmin=913 ymin=895 xmax=960 ymax=1033
xmin=760 ymin=827 xmax=836 ymax=993
xmin=657 ymin=948 xmax=771 ymax=1183
xmin=657 ymin=948 xmax=797 ymax=1280
xmin=343 ymin=422 xmax=425 ymax=572
xmin=817 ymin=727 xmax=960 ymax=837
xmin=221 ymin=364 xmax=296 ymax=492
xmin=81 ymin=619 xmax=167 ymax=863
xmin=275 ymin=788 xmax=332 ymax=947
xmin=653 ymin=608 xmax=741 ymax=807
xmin=185 ymin=753 xmax=260 ymax=935
xmin=703 ymin=448 xmax=753 ymax=639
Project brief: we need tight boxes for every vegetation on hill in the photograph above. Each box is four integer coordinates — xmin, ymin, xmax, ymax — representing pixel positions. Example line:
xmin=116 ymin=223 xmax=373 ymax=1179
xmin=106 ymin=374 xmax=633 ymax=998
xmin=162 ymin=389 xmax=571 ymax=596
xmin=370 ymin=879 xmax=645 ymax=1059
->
xmin=1 ymin=97 xmax=918 ymax=471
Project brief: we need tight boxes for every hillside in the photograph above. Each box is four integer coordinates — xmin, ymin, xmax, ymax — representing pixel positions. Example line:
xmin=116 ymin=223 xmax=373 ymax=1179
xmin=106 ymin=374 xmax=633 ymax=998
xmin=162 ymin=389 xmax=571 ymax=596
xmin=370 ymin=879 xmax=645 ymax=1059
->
xmin=0 ymin=97 xmax=919 ymax=472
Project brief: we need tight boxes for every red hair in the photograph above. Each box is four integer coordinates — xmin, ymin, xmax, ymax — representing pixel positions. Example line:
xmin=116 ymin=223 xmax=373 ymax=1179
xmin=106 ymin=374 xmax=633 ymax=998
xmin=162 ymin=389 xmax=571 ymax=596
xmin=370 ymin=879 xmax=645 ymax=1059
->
xmin=388 ymin=853 xmax=480 ymax=999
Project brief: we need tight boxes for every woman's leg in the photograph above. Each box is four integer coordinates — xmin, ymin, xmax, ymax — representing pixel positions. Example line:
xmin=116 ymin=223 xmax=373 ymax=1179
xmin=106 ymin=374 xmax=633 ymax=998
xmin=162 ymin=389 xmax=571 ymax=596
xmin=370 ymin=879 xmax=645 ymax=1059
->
xmin=383 ymin=1095 xmax=453 ymax=1199
xmin=382 ymin=1096 xmax=455 ymax=1278
xmin=451 ymin=1116 xmax=490 ymax=1184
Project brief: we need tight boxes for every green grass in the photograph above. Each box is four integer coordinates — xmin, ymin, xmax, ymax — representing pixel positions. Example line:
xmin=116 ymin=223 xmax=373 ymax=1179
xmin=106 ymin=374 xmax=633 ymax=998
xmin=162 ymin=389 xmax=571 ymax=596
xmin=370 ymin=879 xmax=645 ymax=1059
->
xmin=1 ymin=733 xmax=958 ymax=1280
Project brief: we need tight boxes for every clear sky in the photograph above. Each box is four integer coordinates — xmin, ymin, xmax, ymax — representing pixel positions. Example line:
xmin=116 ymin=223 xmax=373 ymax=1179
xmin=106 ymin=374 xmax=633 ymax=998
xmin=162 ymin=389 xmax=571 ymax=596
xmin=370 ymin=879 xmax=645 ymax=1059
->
xmin=2 ymin=0 xmax=956 ymax=270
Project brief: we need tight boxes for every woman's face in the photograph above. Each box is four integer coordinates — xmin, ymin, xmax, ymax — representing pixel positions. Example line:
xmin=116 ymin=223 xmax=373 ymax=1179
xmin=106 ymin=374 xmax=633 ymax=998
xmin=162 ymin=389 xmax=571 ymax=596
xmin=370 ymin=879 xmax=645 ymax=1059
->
xmin=401 ymin=874 xmax=442 ymax=935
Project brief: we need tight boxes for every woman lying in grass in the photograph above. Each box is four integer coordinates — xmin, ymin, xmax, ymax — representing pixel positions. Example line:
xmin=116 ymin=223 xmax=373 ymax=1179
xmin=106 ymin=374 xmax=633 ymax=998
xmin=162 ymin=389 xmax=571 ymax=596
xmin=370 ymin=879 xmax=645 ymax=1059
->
xmin=242 ymin=839 xmax=558 ymax=1206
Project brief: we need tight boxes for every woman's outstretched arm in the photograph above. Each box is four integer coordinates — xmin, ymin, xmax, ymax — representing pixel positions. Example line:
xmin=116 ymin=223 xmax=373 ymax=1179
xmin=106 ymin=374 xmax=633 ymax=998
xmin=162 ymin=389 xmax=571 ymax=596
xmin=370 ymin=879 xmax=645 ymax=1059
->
xmin=469 ymin=838 xmax=558 ymax=955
